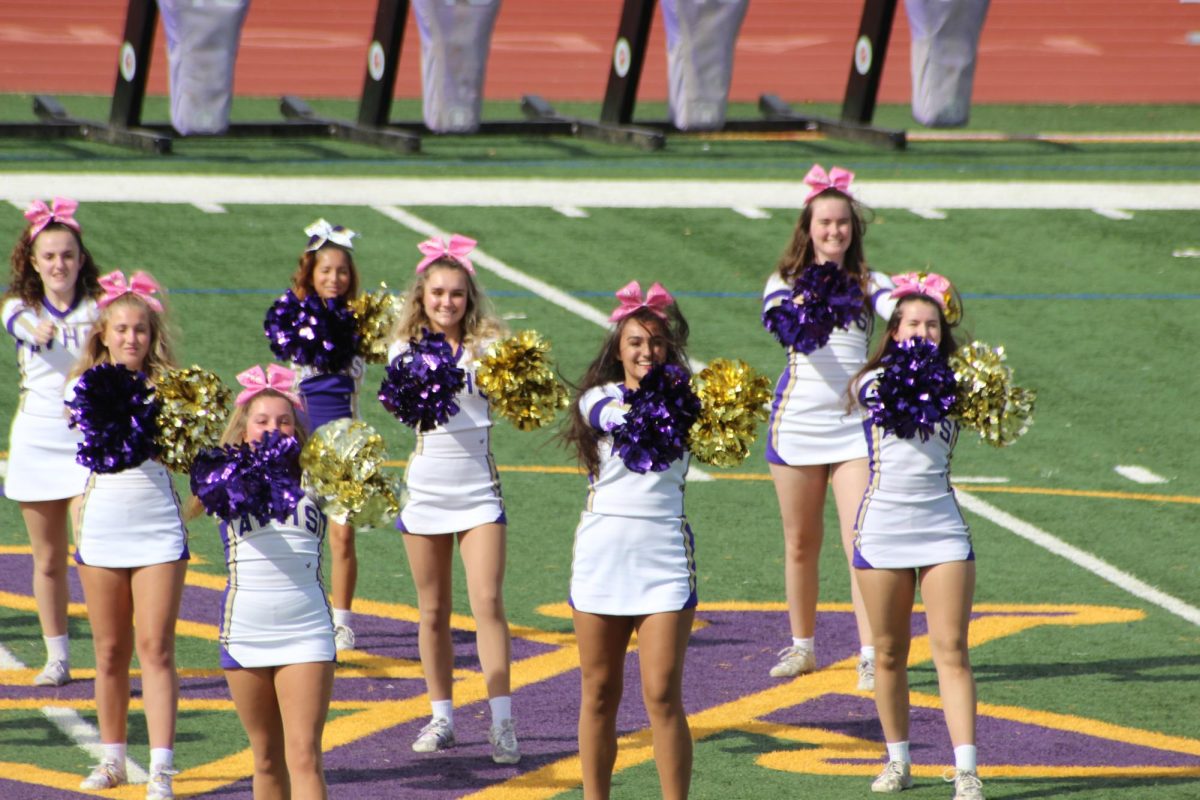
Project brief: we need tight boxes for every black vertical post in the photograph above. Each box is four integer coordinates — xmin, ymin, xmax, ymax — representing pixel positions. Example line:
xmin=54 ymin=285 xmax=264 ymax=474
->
xmin=841 ymin=0 xmax=899 ymax=124
xmin=599 ymin=0 xmax=657 ymax=125
xmin=109 ymin=0 xmax=158 ymax=128
xmin=358 ymin=0 xmax=410 ymax=127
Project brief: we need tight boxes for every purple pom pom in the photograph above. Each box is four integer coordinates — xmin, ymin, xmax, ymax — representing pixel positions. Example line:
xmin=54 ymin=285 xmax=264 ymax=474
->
xmin=264 ymin=290 xmax=359 ymax=374
xmin=763 ymin=261 xmax=864 ymax=354
xmin=189 ymin=431 xmax=303 ymax=525
xmin=866 ymin=337 xmax=958 ymax=440
xmin=66 ymin=363 xmax=160 ymax=473
xmin=378 ymin=330 xmax=466 ymax=431
xmin=611 ymin=363 xmax=700 ymax=474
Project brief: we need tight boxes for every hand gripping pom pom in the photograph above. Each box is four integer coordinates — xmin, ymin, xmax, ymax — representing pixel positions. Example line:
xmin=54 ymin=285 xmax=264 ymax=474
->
xmin=264 ymin=289 xmax=359 ymax=374
xmin=949 ymin=341 xmax=1036 ymax=447
xmin=349 ymin=283 xmax=403 ymax=365
xmin=866 ymin=337 xmax=958 ymax=441
xmin=611 ymin=363 xmax=701 ymax=474
xmin=476 ymin=330 xmax=569 ymax=431
xmin=300 ymin=418 xmax=400 ymax=529
xmin=189 ymin=431 xmax=304 ymax=526
xmin=688 ymin=358 xmax=772 ymax=467
xmin=67 ymin=364 xmax=160 ymax=473
xmin=155 ymin=366 xmax=232 ymax=473
xmin=762 ymin=261 xmax=864 ymax=354
xmin=378 ymin=330 xmax=465 ymax=431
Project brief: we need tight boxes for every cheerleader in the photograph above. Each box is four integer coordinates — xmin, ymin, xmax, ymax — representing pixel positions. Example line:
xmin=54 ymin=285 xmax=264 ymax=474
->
xmin=3 ymin=198 xmax=100 ymax=686
xmin=69 ymin=271 xmax=186 ymax=799
xmin=190 ymin=365 xmax=336 ymax=800
xmin=850 ymin=274 xmax=983 ymax=800
xmin=384 ymin=235 xmax=519 ymax=763
xmin=281 ymin=219 xmax=364 ymax=651
xmin=762 ymin=165 xmax=896 ymax=688
xmin=562 ymin=281 xmax=696 ymax=800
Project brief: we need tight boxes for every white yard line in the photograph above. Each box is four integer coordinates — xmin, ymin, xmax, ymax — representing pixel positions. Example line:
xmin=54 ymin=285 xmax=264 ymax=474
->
xmin=908 ymin=207 xmax=946 ymax=220
xmin=1113 ymin=465 xmax=1170 ymax=484
xmin=3 ymin=175 xmax=1200 ymax=209
xmin=956 ymin=490 xmax=1200 ymax=626
xmin=551 ymin=205 xmax=589 ymax=218
xmin=732 ymin=206 xmax=771 ymax=219
xmin=1091 ymin=207 xmax=1133 ymax=220
xmin=192 ymin=202 xmax=226 ymax=214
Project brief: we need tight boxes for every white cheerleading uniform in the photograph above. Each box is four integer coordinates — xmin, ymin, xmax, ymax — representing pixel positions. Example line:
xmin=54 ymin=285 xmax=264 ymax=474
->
xmin=75 ymin=460 xmax=190 ymax=568
xmin=763 ymin=269 xmax=896 ymax=466
xmin=388 ymin=338 xmax=505 ymax=535
xmin=218 ymin=494 xmax=336 ymax=668
xmin=569 ymin=383 xmax=697 ymax=617
xmin=852 ymin=372 xmax=972 ymax=570
xmin=3 ymin=295 xmax=97 ymax=501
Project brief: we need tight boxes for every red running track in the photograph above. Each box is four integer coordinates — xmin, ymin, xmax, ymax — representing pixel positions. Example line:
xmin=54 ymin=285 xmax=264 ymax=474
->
xmin=0 ymin=1 xmax=1197 ymax=104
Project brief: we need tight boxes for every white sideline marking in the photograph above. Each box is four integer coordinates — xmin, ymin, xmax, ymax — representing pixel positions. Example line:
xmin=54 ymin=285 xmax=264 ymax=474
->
xmin=1092 ymin=208 xmax=1133 ymax=220
xmin=732 ymin=206 xmax=771 ymax=219
xmin=5 ymin=175 xmax=1200 ymax=210
xmin=949 ymin=476 xmax=1010 ymax=484
xmin=192 ymin=202 xmax=226 ymax=214
xmin=1113 ymin=465 xmax=1169 ymax=484
xmin=1173 ymin=248 xmax=1200 ymax=258
xmin=0 ymin=643 xmax=149 ymax=781
xmin=552 ymin=205 xmax=589 ymax=218
xmin=956 ymin=490 xmax=1200 ymax=626
xmin=908 ymin=207 xmax=946 ymax=220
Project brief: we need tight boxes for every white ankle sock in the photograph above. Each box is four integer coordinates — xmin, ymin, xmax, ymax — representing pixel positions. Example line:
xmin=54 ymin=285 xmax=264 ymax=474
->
xmin=792 ymin=636 xmax=814 ymax=650
xmin=150 ymin=748 xmax=174 ymax=772
xmin=886 ymin=741 xmax=911 ymax=763
xmin=860 ymin=645 xmax=876 ymax=661
xmin=431 ymin=699 xmax=453 ymax=724
xmin=101 ymin=742 xmax=126 ymax=767
xmin=488 ymin=695 xmax=512 ymax=726
xmin=332 ymin=608 xmax=352 ymax=628
xmin=954 ymin=744 xmax=977 ymax=772
xmin=44 ymin=634 xmax=70 ymax=663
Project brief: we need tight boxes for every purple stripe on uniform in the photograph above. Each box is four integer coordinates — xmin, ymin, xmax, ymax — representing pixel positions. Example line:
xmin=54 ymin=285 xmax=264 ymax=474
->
xmin=495 ymin=510 xmax=507 ymax=525
xmin=763 ymin=364 xmax=790 ymax=465
xmin=220 ymin=644 xmax=242 ymax=669
xmin=588 ymin=396 xmax=614 ymax=430
xmin=299 ymin=373 xmax=355 ymax=430
xmin=41 ymin=295 xmax=80 ymax=320
xmin=870 ymin=287 xmax=890 ymax=309
xmin=395 ymin=514 xmax=408 ymax=532
xmin=852 ymin=547 xmax=873 ymax=569
xmin=5 ymin=310 xmax=20 ymax=337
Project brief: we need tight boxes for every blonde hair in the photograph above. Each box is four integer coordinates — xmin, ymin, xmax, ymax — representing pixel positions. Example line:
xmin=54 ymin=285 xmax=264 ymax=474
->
xmin=72 ymin=292 xmax=176 ymax=381
xmin=390 ymin=260 xmax=506 ymax=356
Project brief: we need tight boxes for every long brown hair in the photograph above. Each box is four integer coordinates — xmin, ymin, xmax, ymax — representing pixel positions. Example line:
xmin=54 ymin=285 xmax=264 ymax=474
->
xmin=72 ymin=291 xmax=177 ymax=382
xmin=391 ymin=259 xmax=506 ymax=357
xmin=848 ymin=295 xmax=960 ymax=410
xmin=290 ymin=243 xmax=359 ymax=301
xmin=6 ymin=223 xmax=102 ymax=306
xmin=563 ymin=306 xmax=691 ymax=476
xmin=776 ymin=188 xmax=871 ymax=287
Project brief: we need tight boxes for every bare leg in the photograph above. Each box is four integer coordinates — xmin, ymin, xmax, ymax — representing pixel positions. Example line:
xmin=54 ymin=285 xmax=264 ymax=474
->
xmin=275 ymin=661 xmax=335 ymax=800
xmin=402 ymin=533 xmax=456 ymax=700
xmin=458 ymin=523 xmax=511 ymax=698
xmin=77 ymin=565 xmax=134 ymax=744
xmin=768 ymin=463 xmax=829 ymax=639
xmin=635 ymin=609 xmax=694 ymax=800
xmin=130 ymin=560 xmax=187 ymax=750
xmin=829 ymin=458 xmax=873 ymax=647
xmin=328 ymin=520 xmax=356 ymax=613
xmin=855 ymin=567 xmax=917 ymax=744
xmin=225 ymin=667 xmax=289 ymax=800
xmin=20 ymin=499 xmax=73 ymax=640
xmin=919 ymin=561 xmax=977 ymax=748
xmin=573 ymin=610 xmax=635 ymax=800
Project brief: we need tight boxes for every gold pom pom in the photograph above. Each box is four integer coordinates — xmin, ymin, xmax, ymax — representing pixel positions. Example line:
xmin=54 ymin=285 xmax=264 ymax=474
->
xmin=350 ymin=283 xmax=403 ymax=364
xmin=688 ymin=358 xmax=772 ymax=467
xmin=155 ymin=366 xmax=233 ymax=473
xmin=949 ymin=341 xmax=1036 ymax=447
xmin=299 ymin=418 xmax=399 ymax=528
xmin=476 ymin=330 xmax=569 ymax=431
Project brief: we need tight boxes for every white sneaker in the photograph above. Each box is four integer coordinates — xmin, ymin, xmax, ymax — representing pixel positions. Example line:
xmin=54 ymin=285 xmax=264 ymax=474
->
xmin=857 ymin=655 xmax=876 ymax=691
xmin=769 ymin=644 xmax=816 ymax=678
xmin=145 ymin=767 xmax=179 ymax=800
xmin=871 ymin=760 xmax=913 ymax=793
xmin=411 ymin=717 xmax=455 ymax=753
xmin=334 ymin=624 xmax=356 ymax=651
xmin=33 ymin=660 xmax=71 ymax=687
xmin=80 ymin=759 xmax=126 ymax=790
xmin=945 ymin=768 xmax=985 ymax=800
xmin=489 ymin=718 xmax=521 ymax=764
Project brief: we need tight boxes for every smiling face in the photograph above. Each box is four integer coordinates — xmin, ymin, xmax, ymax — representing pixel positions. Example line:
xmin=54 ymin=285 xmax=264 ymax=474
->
xmin=421 ymin=265 xmax=469 ymax=340
xmin=244 ymin=394 xmax=297 ymax=445
xmin=891 ymin=297 xmax=943 ymax=346
xmin=808 ymin=195 xmax=853 ymax=266
xmin=31 ymin=228 xmax=83 ymax=305
xmin=102 ymin=303 xmax=152 ymax=371
xmin=312 ymin=247 xmax=353 ymax=300
xmin=617 ymin=316 xmax=668 ymax=389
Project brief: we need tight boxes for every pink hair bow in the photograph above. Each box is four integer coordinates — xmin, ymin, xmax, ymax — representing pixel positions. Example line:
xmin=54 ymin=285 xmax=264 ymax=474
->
xmin=609 ymin=280 xmax=674 ymax=322
xmin=416 ymin=234 xmax=476 ymax=275
xmin=235 ymin=364 xmax=301 ymax=407
xmin=98 ymin=270 xmax=164 ymax=312
xmin=890 ymin=271 xmax=952 ymax=309
xmin=803 ymin=164 xmax=855 ymax=205
xmin=25 ymin=197 xmax=81 ymax=237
